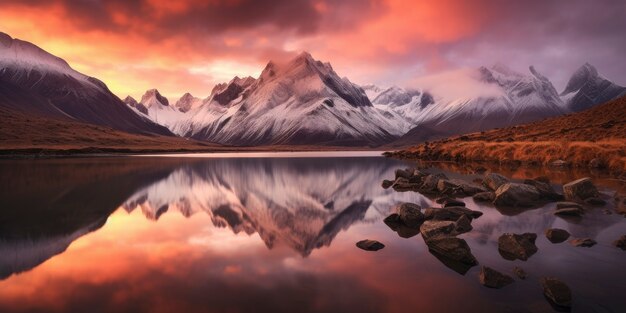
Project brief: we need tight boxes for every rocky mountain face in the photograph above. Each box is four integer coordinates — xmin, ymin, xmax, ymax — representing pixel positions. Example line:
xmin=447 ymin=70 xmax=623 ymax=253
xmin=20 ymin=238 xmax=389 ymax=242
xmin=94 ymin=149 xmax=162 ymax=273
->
xmin=378 ymin=65 xmax=567 ymax=145
xmin=560 ymin=63 xmax=626 ymax=112
xmin=170 ymin=52 xmax=411 ymax=146
xmin=0 ymin=32 xmax=171 ymax=136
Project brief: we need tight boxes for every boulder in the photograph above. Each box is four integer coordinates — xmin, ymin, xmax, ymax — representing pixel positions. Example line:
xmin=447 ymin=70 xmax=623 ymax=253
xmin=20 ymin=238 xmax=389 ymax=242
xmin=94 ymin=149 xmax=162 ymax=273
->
xmin=479 ymin=266 xmax=514 ymax=289
xmin=381 ymin=180 xmax=394 ymax=189
xmin=455 ymin=215 xmax=473 ymax=233
xmin=435 ymin=196 xmax=455 ymax=204
xmin=473 ymin=191 xmax=495 ymax=202
xmin=494 ymin=183 xmax=542 ymax=207
xmin=541 ymin=277 xmax=572 ymax=311
xmin=545 ymin=228 xmax=570 ymax=243
xmin=420 ymin=220 xmax=456 ymax=240
xmin=483 ymin=173 xmax=509 ymax=191
xmin=395 ymin=169 xmax=413 ymax=180
xmin=569 ymin=238 xmax=597 ymax=247
xmin=513 ymin=266 xmax=527 ymax=280
xmin=426 ymin=237 xmax=478 ymax=267
xmin=523 ymin=179 xmax=563 ymax=201
xmin=613 ymin=235 xmax=626 ymax=250
xmin=498 ymin=233 xmax=538 ymax=261
xmin=563 ymin=177 xmax=600 ymax=202
xmin=422 ymin=173 xmax=448 ymax=191
xmin=424 ymin=206 xmax=483 ymax=221
xmin=396 ymin=203 xmax=425 ymax=228
xmin=554 ymin=207 xmax=583 ymax=217
xmin=383 ymin=213 xmax=402 ymax=230
xmin=392 ymin=178 xmax=421 ymax=192
xmin=437 ymin=179 xmax=460 ymax=194
xmin=356 ymin=239 xmax=385 ymax=251
xmin=556 ymin=202 xmax=583 ymax=210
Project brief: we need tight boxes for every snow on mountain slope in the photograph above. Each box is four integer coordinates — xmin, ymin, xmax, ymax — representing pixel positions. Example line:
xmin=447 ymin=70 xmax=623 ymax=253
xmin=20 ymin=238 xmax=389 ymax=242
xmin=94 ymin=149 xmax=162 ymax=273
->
xmin=560 ymin=63 xmax=626 ymax=112
xmin=373 ymin=65 xmax=566 ymax=144
xmin=122 ymin=157 xmax=425 ymax=256
xmin=0 ymin=32 xmax=172 ymax=136
xmin=126 ymin=89 xmax=188 ymax=130
xmin=176 ymin=52 xmax=411 ymax=146
xmin=174 ymin=92 xmax=203 ymax=112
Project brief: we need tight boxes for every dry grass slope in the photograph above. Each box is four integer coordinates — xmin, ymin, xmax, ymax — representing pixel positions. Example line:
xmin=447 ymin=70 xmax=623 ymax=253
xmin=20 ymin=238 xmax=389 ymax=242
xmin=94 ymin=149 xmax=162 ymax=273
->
xmin=391 ymin=95 xmax=626 ymax=172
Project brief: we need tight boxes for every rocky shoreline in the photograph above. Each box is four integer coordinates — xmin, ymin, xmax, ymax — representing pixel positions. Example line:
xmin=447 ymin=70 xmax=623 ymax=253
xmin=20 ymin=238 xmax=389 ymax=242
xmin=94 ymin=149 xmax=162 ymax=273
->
xmin=358 ymin=166 xmax=626 ymax=311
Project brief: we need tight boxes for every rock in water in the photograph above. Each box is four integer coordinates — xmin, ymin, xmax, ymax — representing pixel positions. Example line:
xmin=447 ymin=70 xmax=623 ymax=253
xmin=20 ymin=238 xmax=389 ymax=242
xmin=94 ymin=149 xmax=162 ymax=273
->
xmin=395 ymin=169 xmax=412 ymax=180
xmin=523 ymin=179 xmax=563 ymax=201
xmin=498 ymin=233 xmax=538 ymax=261
xmin=381 ymin=180 xmax=394 ymax=189
xmin=545 ymin=228 xmax=571 ymax=243
xmin=396 ymin=203 xmax=425 ymax=228
xmin=443 ymin=199 xmax=466 ymax=208
xmin=424 ymin=206 xmax=483 ymax=221
xmin=494 ymin=183 xmax=542 ymax=207
xmin=563 ymin=177 xmax=600 ymax=202
xmin=420 ymin=220 xmax=457 ymax=240
xmin=455 ymin=215 xmax=473 ymax=233
xmin=541 ymin=277 xmax=572 ymax=311
xmin=422 ymin=173 xmax=448 ymax=191
xmin=473 ymin=191 xmax=495 ymax=202
xmin=426 ymin=237 xmax=478 ymax=268
xmin=613 ymin=235 xmax=626 ymax=250
xmin=356 ymin=240 xmax=385 ymax=251
xmin=383 ymin=213 xmax=402 ymax=230
xmin=554 ymin=207 xmax=584 ymax=217
xmin=513 ymin=266 xmax=528 ymax=280
xmin=569 ymin=238 xmax=597 ymax=247
xmin=483 ymin=173 xmax=509 ymax=191
xmin=479 ymin=266 xmax=514 ymax=288
xmin=556 ymin=202 xmax=583 ymax=210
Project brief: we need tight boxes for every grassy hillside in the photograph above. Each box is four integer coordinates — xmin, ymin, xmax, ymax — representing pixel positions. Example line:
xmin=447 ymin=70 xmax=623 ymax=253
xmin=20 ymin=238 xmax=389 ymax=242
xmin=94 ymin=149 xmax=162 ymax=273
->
xmin=389 ymin=95 xmax=626 ymax=172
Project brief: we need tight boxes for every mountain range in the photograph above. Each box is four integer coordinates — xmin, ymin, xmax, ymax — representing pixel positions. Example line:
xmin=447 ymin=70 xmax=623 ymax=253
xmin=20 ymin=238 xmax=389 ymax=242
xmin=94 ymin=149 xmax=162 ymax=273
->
xmin=1 ymin=31 xmax=624 ymax=148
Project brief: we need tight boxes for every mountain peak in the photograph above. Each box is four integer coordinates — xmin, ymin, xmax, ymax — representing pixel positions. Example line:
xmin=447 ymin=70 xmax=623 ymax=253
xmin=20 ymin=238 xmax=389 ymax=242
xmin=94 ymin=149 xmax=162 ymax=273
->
xmin=141 ymin=89 xmax=169 ymax=106
xmin=124 ymin=95 xmax=138 ymax=105
xmin=561 ymin=63 xmax=600 ymax=96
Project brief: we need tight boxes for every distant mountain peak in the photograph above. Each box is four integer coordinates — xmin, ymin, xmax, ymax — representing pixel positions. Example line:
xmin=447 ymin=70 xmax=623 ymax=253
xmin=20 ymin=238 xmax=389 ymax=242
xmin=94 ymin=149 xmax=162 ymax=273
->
xmin=141 ymin=89 xmax=169 ymax=106
xmin=560 ymin=63 xmax=626 ymax=112
xmin=561 ymin=62 xmax=599 ymax=96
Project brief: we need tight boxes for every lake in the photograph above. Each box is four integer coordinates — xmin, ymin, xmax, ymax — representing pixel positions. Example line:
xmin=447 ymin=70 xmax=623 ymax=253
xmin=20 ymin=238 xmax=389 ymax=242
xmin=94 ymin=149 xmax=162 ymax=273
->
xmin=0 ymin=153 xmax=625 ymax=313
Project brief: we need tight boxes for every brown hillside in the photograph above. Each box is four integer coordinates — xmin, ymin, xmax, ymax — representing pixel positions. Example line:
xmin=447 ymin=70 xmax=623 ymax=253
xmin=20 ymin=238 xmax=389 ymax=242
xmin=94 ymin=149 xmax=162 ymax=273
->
xmin=390 ymin=95 xmax=626 ymax=171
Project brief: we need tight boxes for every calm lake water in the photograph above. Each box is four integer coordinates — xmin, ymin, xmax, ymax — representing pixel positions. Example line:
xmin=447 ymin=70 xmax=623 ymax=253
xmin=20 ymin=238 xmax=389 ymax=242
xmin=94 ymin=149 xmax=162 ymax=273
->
xmin=0 ymin=153 xmax=625 ymax=313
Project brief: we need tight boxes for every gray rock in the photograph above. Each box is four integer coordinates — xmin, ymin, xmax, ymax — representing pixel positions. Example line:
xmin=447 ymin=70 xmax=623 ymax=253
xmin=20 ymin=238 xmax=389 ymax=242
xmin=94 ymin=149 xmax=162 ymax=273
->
xmin=513 ymin=266 xmax=527 ymax=280
xmin=396 ymin=203 xmax=425 ymax=228
xmin=545 ymin=228 xmax=571 ymax=243
xmin=613 ymin=235 xmax=626 ymax=250
xmin=356 ymin=239 xmax=385 ymax=251
xmin=479 ymin=266 xmax=514 ymax=288
xmin=498 ymin=233 xmax=538 ymax=261
xmin=563 ymin=177 xmax=600 ymax=202
xmin=569 ymin=238 xmax=597 ymax=247
xmin=483 ymin=173 xmax=509 ymax=191
xmin=541 ymin=277 xmax=572 ymax=311
xmin=473 ymin=191 xmax=495 ymax=202
xmin=420 ymin=220 xmax=456 ymax=240
xmin=494 ymin=183 xmax=542 ymax=207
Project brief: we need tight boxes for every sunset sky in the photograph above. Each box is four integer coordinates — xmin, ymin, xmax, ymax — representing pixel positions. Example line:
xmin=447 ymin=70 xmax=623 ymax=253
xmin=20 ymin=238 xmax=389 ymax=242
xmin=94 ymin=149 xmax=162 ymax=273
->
xmin=1 ymin=0 xmax=624 ymax=100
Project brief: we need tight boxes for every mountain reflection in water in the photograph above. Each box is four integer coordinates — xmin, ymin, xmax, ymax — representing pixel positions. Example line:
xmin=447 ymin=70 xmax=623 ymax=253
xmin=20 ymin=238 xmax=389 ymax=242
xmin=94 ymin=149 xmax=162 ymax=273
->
xmin=0 ymin=155 xmax=625 ymax=313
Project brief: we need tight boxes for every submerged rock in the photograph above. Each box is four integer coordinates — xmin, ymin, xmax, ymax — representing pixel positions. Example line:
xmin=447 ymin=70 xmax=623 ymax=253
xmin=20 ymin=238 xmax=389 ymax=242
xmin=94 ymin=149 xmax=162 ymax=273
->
xmin=541 ymin=277 xmax=572 ymax=311
xmin=569 ymin=238 xmax=597 ymax=247
xmin=498 ymin=233 xmax=538 ymax=261
xmin=483 ymin=173 xmax=509 ymax=191
xmin=563 ymin=177 xmax=600 ymax=202
xmin=513 ymin=266 xmax=528 ymax=280
xmin=396 ymin=203 xmax=425 ymax=228
xmin=494 ymin=183 xmax=542 ymax=207
xmin=479 ymin=266 xmax=514 ymax=289
xmin=613 ymin=235 xmax=626 ymax=250
xmin=473 ymin=191 xmax=495 ymax=202
xmin=356 ymin=239 xmax=385 ymax=251
xmin=545 ymin=228 xmax=571 ymax=243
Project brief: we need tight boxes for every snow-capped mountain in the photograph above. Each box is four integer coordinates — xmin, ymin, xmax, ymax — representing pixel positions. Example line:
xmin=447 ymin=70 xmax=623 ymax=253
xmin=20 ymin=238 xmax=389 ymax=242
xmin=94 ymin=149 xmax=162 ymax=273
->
xmin=375 ymin=64 xmax=566 ymax=145
xmin=174 ymin=52 xmax=411 ymax=146
xmin=560 ymin=63 xmax=626 ymax=112
xmin=124 ymin=89 xmax=187 ymax=130
xmin=0 ymin=32 xmax=171 ymax=136
xmin=174 ymin=92 xmax=203 ymax=113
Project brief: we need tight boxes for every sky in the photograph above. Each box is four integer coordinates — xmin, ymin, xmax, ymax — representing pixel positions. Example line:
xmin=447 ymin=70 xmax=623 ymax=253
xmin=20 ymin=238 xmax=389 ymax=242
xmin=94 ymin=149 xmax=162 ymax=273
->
xmin=0 ymin=0 xmax=624 ymax=100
